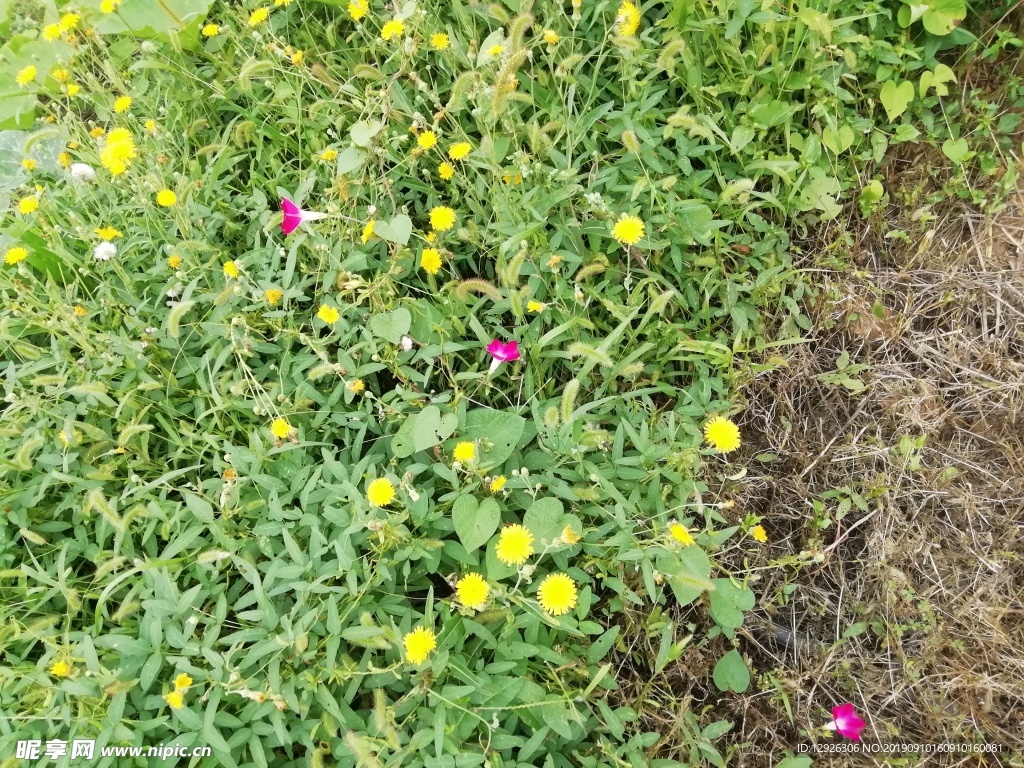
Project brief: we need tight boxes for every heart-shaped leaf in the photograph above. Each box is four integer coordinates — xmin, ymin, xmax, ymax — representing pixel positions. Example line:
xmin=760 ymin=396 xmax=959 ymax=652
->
xmin=368 ymin=308 xmax=412 ymax=344
xmin=941 ymin=137 xmax=969 ymax=163
xmin=376 ymin=214 xmax=412 ymax=246
xmin=712 ymin=649 xmax=750 ymax=693
xmin=453 ymin=496 xmax=500 ymax=553
xmin=879 ymin=79 xmax=914 ymax=122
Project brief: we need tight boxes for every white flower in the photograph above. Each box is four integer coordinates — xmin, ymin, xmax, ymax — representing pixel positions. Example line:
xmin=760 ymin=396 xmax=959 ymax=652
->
xmin=70 ymin=163 xmax=96 ymax=182
xmin=400 ymin=335 xmax=413 ymax=352
xmin=93 ymin=241 xmax=117 ymax=261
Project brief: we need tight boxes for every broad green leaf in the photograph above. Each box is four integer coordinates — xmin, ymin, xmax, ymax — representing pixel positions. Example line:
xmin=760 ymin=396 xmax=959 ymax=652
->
xmin=392 ymin=405 xmax=458 ymax=457
xmin=708 ymin=578 xmax=756 ymax=630
xmin=453 ymin=496 xmax=500 ymax=553
xmin=377 ymin=213 xmax=412 ymax=245
xmin=523 ymin=498 xmax=563 ymax=545
xmin=369 ymin=307 xmax=412 ymax=344
xmin=657 ymin=548 xmax=714 ymax=606
xmin=713 ymin=649 xmax=750 ymax=692
xmin=459 ymin=410 xmax=526 ymax=467
xmin=879 ymin=79 xmax=914 ymax=122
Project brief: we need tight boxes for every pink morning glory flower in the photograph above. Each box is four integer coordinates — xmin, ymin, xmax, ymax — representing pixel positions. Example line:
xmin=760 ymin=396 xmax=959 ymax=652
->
xmin=825 ymin=703 xmax=866 ymax=741
xmin=486 ymin=339 xmax=520 ymax=373
xmin=281 ymin=196 xmax=327 ymax=235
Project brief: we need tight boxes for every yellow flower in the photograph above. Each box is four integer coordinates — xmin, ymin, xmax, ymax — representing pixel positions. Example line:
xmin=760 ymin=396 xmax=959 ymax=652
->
xmin=145 ymin=119 xmax=157 ymax=133
xmin=431 ymin=33 xmax=450 ymax=50
xmin=320 ymin=148 xmax=338 ymax=161
xmin=264 ymin=288 xmax=283 ymax=305
xmin=381 ymin=19 xmax=404 ymax=40
xmin=420 ymin=247 xmax=442 ymax=275
xmin=60 ymin=11 xmax=80 ymax=30
xmin=403 ymin=626 xmax=436 ymax=664
xmin=173 ymin=673 xmax=193 ymax=691
xmin=249 ymin=8 xmax=270 ymax=26
xmin=16 ymin=66 xmax=37 ymax=86
xmin=164 ymin=690 xmax=184 ymax=709
xmin=438 ymin=161 xmax=454 ymax=180
xmin=275 ymin=0 xmax=293 ymax=5
xmin=113 ymin=95 xmax=132 ymax=113
xmin=18 ymin=197 xmax=38 ymax=215
xmin=543 ymin=29 xmax=559 ymax=44
xmin=669 ymin=523 xmax=695 ymax=546
xmin=43 ymin=23 xmax=62 ymax=41
xmin=361 ymin=220 xmax=375 ymax=243
xmin=559 ymin=525 xmax=581 ymax=545
xmin=448 ymin=142 xmax=471 ymax=160
xmin=453 ymin=441 xmax=475 ymax=463
xmin=424 ymin=230 xmax=437 ymax=243
xmin=66 ymin=83 xmax=81 ymax=97
xmin=290 ymin=49 xmax=304 ymax=65
xmin=168 ymin=254 xmax=182 ymax=269
xmin=73 ymin=305 xmax=88 ymax=317
xmin=202 ymin=23 xmax=220 ymax=37
xmin=502 ymin=172 xmax=523 ymax=185
xmin=495 ymin=524 xmax=533 ymax=566
xmin=537 ymin=573 xmax=578 ymax=615
xmin=347 ymin=378 xmax=365 ymax=394
xmin=489 ymin=475 xmax=507 ymax=493
xmin=704 ymin=416 xmax=741 ymax=452
xmin=157 ymin=189 xmax=177 ymax=207
xmin=367 ymin=477 xmax=395 ymax=507
xmin=100 ymin=128 xmax=136 ymax=175
xmin=611 ymin=214 xmax=645 ymax=246
xmin=317 ymin=304 xmax=339 ymax=324
xmin=94 ymin=227 xmax=122 ymax=240
xmin=100 ymin=0 xmax=123 ymax=13
xmin=418 ymin=131 xmax=437 ymax=150
xmin=270 ymin=418 xmax=292 ymax=438
xmin=223 ymin=260 xmax=239 ymax=278
xmin=751 ymin=525 xmax=768 ymax=543
xmin=58 ymin=152 xmax=71 ymax=168
xmin=49 ymin=660 xmax=73 ymax=677
xmin=527 ymin=300 xmax=545 ymax=312
xmin=487 ymin=44 xmax=505 ymax=57
xmin=51 ymin=69 xmax=70 ymax=84
xmin=348 ymin=0 xmax=368 ymax=21
xmin=429 ymin=206 xmax=456 ymax=232
xmin=90 ymin=127 xmax=106 ymax=139
xmin=5 ymin=247 xmax=28 ymax=265
xmin=455 ymin=573 xmax=489 ymax=610
xmin=617 ymin=1 xmax=641 ymax=36
xmin=21 ymin=158 xmax=36 ymax=171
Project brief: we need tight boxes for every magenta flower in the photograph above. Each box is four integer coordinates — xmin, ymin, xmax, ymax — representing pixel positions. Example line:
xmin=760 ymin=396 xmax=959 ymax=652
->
xmin=826 ymin=703 xmax=866 ymax=741
xmin=486 ymin=339 xmax=520 ymax=373
xmin=281 ymin=196 xmax=327 ymax=235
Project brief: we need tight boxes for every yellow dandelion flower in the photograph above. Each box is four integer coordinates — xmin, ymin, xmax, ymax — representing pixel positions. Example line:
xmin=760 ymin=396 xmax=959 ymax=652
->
xmin=91 ymin=127 xmax=106 ymax=139
xmin=453 ymin=441 xmax=475 ymax=463
xmin=611 ymin=214 xmax=645 ymax=246
xmin=543 ymin=29 xmax=559 ymax=44
xmin=145 ymin=119 xmax=157 ymax=133
xmin=455 ymin=573 xmax=489 ymax=610
xmin=156 ymin=189 xmax=177 ymax=207
xmin=347 ymin=378 xmax=366 ymax=394
xmin=418 ymin=131 xmax=438 ymax=150
xmin=73 ymin=305 xmax=88 ymax=317
xmin=66 ymin=83 xmax=81 ymax=97
xmin=448 ymin=142 xmax=472 ymax=160
xmin=164 ymin=690 xmax=184 ymax=709
xmin=488 ymin=44 xmax=505 ymax=57
xmin=489 ymin=475 xmax=507 ymax=493
xmin=424 ymin=230 xmax=437 ymax=242
xmin=367 ymin=477 xmax=395 ymax=507
xmin=537 ymin=573 xmax=578 ymax=615
xmin=264 ymin=288 xmax=283 ymax=305
xmin=560 ymin=525 xmax=581 ymax=545
xmin=173 ymin=673 xmax=193 ymax=691
xmin=249 ymin=8 xmax=269 ymax=26
xmin=617 ymin=1 xmax=641 ymax=36
xmin=420 ymin=247 xmax=442 ymax=275
xmin=348 ymin=0 xmax=368 ymax=21
xmin=113 ymin=95 xmax=132 ymax=113
xmin=202 ymin=23 xmax=220 ymax=37
xmin=527 ymin=300 xmax=545 ymax=312
xmin=5 ymin=247 xmax=29 ymax=265
xmin=429 ymin=205 xmax=456 ymax=232
xmin=100 ymin=128 xmax=136 ymax=175
xmin=94 ymin=227 xmax=122 ymax=240
xmin=100 ymin=0 xmax=122 ymax=13
xmin=51 ymin=69 xmax=70 ymax=83
xmin=361 ymin=220 xmax=375 ymax=243
xmin=431 ymin=33 xmax=450 ymax=50
xmin=168 ymin=254 xmax=182 ymax=269
xmin=16 ymin=66 xmax=37 ymax=86
xmin=317 ymin=304 xmax=339 ymax=324
xmin=18 ymin=197 xmax=38 ymax=215
xmin=270 ymin=418 xmax=291 ymax=438
xmin=21 ymin=158 xmax=36 ymax=171
xmin=403 ymin=626 xmax=436 ymax=664
xmin=381 ymin=19 xmax=404 ymax=40
xmin=58 ymin=152 xmax=71 ymax=168
xmin=49 ymin=660 xmax=73 ymax=677
xmin=669 ymin=523 xmax=695 ymax=546
xmin=290 ymin=49 xmax=304 ymax=65
xmin=60 ymin=11 xmax=80 ymax=30
xmin=320 ymin=148 xmax=338 ymax=161
xmin=223 ymin=260 xmax=242 ymax=279
xmin=751 ymin=525 xmax=768 ymax=543
xmin=704 ymin=415 xmax=741 ymax=452
xmin=43 ymin=23 xmax=62 ymax=41
xmin=438 ymin=161 xmax=454 ymax=180
xmin=496 ymin=524 xmax=533 ymax=566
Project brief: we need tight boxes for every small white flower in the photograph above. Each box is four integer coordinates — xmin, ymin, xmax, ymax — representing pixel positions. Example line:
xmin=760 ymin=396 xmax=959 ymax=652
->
xmin=93 ymin=241 xmax=117 ymax=261
xmin=400 ymin=335 xmax=413 ymax=352
xmin=70 ymin=163 xmax=96 ymax=182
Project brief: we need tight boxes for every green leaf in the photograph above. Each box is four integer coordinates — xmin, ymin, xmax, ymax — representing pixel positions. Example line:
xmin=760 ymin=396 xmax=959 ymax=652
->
xmin=712 ymin=649 xmax=750 ymax=692
xmin=335 ymin=146 xmax=366 ymax=174
xmin=776 ymin=758 xmax=813 ymax=768
xmin=879 ymin=79 xmax=914 ymax=121
xmin=369 ymin=307 xmax=412 ymax=344
xmin=453 ymin=496 xmax=500 ymax=553
xmin=523 ymin=498 xmax=564 ymax=545
xmin=657 ymin=548 xmax=714 ymax=606
xmin=821 ymin=124 xmax=854 ymax=154
xmin=350 ymin=119 xmax=384 ymax=147
xmin=922 ymin=0 xmax=966 ymax=35
xmin=459 ymin=410 xmax=526 ymax=467
xmin=941 ymin=137 xmax=969 ymax=163
xmin=392 ymin=405 xmax=458 ymax=458
xmin=708 ymin=579 xmax=756 ymax=630
xmin=376 ymin=214 xmax=413 ymax=245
